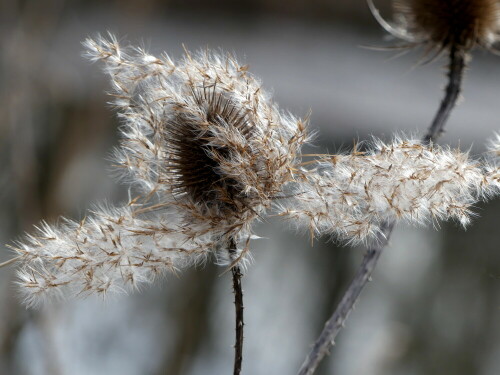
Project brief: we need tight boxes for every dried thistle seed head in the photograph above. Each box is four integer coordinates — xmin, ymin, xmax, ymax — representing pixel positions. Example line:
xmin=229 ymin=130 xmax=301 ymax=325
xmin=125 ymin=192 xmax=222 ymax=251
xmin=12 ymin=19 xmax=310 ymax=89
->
xmin=84 ymin=34 xmax=309 ymax=241
xmin=166 ymin=87 xmax=257 ymax=215
xmin=370 ymin=0 xmax=500 ymax=51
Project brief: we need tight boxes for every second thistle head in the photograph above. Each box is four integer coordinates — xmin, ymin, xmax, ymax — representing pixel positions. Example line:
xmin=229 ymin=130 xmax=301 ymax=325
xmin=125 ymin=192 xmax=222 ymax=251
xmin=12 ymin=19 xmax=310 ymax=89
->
xmin=369 ymin=0 xmax=500 ymax=52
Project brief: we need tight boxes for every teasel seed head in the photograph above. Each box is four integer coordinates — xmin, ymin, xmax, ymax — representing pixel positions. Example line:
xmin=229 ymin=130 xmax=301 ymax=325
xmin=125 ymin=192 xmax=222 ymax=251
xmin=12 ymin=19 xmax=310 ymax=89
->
xmin=84 ymin=35 xmax=309 ymax=243
xmin=369 ymin=0 xmax=500 ymax=52
xmin=167 ymin=87 xmax=255 ymax=215
xmin=164 ymin=85 xmax=270 ymax=222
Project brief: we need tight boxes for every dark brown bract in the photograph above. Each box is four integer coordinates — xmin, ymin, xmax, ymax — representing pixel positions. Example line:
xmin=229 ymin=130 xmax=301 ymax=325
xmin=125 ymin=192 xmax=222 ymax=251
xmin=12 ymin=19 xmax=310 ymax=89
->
xmin=166 ymin=87 xmax=255 ymax=215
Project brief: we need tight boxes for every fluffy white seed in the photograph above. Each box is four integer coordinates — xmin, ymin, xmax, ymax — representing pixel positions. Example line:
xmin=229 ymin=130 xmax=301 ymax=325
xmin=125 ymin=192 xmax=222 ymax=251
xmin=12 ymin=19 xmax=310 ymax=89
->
xmin=279 ymin=138 xmax=485 ymax=244
xmin=13 ymin=205 xmax=212 ymax=307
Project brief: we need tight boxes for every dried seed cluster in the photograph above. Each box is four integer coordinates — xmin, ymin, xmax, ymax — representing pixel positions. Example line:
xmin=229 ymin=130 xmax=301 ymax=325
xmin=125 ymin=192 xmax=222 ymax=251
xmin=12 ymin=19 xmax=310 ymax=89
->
xmin=370 ymin=0 xmax=500 ymax=52
xmin=84 ymin=34 xmax=308 ymax=238
xmin=280 ymin=138 xmax=496 ymax=244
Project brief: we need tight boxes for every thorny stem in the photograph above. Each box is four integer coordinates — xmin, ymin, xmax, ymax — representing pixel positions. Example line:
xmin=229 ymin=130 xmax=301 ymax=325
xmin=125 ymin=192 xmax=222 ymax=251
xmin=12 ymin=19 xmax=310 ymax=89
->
xmin=298 ymin=46 xmax=466 ymax=375
xmin=423 ymin=45 xmax=466 ymax=145
xmin=229 ymin=238 xmax=244 ymax=375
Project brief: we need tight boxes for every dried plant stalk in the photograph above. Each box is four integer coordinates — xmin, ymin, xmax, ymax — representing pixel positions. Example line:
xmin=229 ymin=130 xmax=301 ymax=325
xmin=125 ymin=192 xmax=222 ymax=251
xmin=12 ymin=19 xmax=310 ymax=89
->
xmin=298 ymin=222 xmax=393 ymax=375
xmin=229 ymin=238 xmax=244 ymax=375
xmin=422 ymin=46 xmax=466 ymax=144
xmin=297 ymin=2 xmax=500 ymax=372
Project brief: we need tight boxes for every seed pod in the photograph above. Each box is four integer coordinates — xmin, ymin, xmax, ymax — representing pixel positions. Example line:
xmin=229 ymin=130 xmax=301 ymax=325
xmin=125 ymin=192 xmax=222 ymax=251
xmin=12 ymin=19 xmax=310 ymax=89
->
xmin=369 ymin=0 xmax=500 ymax=52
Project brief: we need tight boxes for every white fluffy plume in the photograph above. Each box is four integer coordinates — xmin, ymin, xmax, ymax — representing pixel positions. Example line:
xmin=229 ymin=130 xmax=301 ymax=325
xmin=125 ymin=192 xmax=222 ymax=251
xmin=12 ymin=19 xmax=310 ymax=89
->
xmin=279 ymin=137 xmax=498 ymax=244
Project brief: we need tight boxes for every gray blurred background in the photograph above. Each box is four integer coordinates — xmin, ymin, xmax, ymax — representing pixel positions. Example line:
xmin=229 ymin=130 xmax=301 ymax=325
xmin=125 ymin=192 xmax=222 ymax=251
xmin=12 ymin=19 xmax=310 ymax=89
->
xmin=1 ymin=1 xmax=500 ymax=374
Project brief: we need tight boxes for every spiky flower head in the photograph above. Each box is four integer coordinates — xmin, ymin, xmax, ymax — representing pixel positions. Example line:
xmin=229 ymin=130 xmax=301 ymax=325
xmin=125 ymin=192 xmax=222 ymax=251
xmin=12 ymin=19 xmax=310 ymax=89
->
xmin=12 ymin=205 xmax=213 ymax=306
xmin=369 ymin=0 xmax=500 ymax=52
xmin=84 ymin=34 xmax=308 ymax=244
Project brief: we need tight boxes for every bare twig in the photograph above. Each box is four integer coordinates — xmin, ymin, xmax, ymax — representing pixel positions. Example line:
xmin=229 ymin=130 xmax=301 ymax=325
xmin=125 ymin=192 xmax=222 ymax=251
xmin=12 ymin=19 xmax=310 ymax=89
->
xmin=229 ymin=238 xmax=244 ymax=375
xmin=298 ymin=46 xmax=466 ymax=375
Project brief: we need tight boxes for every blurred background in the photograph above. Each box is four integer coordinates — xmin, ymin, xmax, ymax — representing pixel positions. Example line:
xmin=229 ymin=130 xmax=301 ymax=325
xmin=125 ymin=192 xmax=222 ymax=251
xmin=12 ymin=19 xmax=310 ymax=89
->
xmin=1 ymin=0 xmax=500 ymax=374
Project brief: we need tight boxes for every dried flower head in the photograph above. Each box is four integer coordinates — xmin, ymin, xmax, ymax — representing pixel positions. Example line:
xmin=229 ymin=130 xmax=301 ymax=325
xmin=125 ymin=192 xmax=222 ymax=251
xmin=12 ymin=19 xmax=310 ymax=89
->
xmin=84 ymin=34 xmax=308 ymax=245
xmin=368 ymin=1 xmax=500 ymax=148
xmin=369 ymin=0 xmax=500 ymax=52
xmin=9 ymin=34 xmax=309 ymax=305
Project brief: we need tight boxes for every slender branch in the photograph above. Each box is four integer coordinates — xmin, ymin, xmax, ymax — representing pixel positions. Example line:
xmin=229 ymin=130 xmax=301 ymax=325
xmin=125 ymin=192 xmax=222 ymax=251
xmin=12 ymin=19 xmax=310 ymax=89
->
xmin=229 ymin=238 xmax=244 ymax=375
xmin=297 ymin=222 xmax=394 ymax=375
xmin=423 ymin=45 xmax=466 ymax=144
xmin=298 ymin=46 xmax=467 ymax=375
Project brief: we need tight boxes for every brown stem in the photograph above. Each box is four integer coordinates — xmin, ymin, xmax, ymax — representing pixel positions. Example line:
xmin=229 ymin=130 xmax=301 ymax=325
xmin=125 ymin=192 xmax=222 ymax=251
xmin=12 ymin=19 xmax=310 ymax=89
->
xmin=423 ymin=45 xmax=466 ymax=144
xmin=298 ymin=45 xmax=466 ymax=375
xmin=229 ymin=238 xmax=244 ymax=375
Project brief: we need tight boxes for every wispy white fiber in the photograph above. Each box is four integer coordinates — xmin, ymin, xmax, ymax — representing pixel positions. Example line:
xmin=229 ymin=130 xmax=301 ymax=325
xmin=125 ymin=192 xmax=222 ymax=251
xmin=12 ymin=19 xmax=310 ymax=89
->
xmin=279 ymin=137 xmax=490 ymax=244
xmin=13 ymin=204 xmax=212 ymax=307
